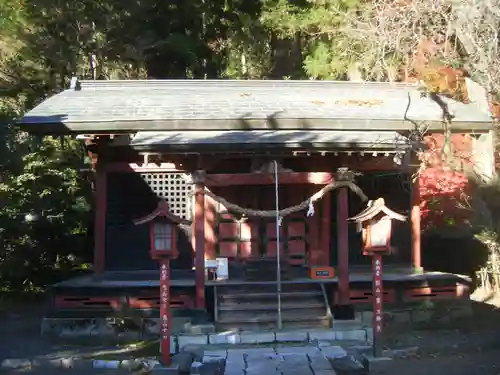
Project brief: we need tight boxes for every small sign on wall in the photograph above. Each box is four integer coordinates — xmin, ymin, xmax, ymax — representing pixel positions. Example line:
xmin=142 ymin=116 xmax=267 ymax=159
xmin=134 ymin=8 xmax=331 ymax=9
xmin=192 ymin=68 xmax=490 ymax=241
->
xmin=310 ymin=266 xmax=335 ymax=279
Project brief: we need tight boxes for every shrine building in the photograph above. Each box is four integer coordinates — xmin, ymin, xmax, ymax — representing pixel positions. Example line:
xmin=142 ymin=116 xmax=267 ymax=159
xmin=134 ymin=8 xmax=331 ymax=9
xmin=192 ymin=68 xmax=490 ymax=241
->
xmin=17 ymin=79 xmax=494 ymax=335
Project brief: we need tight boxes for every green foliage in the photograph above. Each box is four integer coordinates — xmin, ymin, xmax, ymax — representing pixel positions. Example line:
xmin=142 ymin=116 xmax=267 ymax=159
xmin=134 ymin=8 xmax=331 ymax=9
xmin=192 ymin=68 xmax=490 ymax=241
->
xmin=261 ymin=0 xmax=365 ymax=79
xmin=0 ymin=134 xmax=91 ymax=290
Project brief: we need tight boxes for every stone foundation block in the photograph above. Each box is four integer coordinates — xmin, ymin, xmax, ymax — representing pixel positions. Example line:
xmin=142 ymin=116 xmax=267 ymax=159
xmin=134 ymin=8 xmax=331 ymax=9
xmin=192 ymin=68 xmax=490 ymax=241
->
xmin=335 ymin=329 xmax=367 ymax=342
xmin=275 ymin=330 xmax=308 ymax=342
xmin=184 ymin=323 xmax=216 ymax=334
xmin=240 ymin=331 xmax=275 ymax=344
xmin=308 ymin=329 xmax=336 ymax=341
xmin=178 ymin=334 xmax=208 ymax=348
xmin=209 ymin=332 xmax=241 ymax=344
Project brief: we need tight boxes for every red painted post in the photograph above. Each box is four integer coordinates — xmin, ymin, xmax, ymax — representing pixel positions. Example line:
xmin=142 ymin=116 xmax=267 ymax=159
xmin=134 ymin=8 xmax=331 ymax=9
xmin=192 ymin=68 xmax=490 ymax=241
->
xmin=194 ymin=183 xmax=206 ymax=309
xmin=372 ymin=253 xmax=383 ymax=357
xmin=337 ymin=187 xmax=350 ymax=305
xmin=410 ymin=180 xmax=422 ymax=271
xmin=159 ymin=259 xmax=171 ymax=366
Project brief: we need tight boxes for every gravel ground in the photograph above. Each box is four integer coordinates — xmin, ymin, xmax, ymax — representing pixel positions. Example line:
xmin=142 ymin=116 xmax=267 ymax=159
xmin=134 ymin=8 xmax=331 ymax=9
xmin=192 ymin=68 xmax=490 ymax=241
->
xmin=373 ymin=350 xmax=500 ymax=375
xmin=1 ymin=302 xmax=500 ymax=375
xmin=372 ymin=301 xmax=500 ymax=375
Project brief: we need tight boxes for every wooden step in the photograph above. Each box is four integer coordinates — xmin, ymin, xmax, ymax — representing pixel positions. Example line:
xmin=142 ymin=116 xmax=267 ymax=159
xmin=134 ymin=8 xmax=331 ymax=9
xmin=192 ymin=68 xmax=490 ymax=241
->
xmin=214 ymin=279 xmax=329 ymax=331
xmin=218 ymin=301 xmax=325 ymax=311
xmin=245 ymin=268 xmax=306 ymax=274
xmin=244 ymin=273 xmax=308 ymax=281
xmin=218 ymin=291 xmax=323 ymax=300
xmin=216 ymin=283 xmax=321 ymax=293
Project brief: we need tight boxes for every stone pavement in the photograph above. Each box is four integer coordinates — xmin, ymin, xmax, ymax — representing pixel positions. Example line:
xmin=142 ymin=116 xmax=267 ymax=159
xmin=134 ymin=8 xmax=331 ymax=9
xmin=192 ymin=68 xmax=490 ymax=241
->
xmin=203 ymin=343 xmax=348 ymax=375
xmin=0 ymin=369 xmax=129 ymax=375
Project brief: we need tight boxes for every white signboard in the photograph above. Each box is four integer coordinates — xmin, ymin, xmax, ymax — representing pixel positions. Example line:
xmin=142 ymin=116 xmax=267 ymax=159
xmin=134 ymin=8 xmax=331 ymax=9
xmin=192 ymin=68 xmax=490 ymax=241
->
xmin=216 ymin=257 xmax=229 ymax=280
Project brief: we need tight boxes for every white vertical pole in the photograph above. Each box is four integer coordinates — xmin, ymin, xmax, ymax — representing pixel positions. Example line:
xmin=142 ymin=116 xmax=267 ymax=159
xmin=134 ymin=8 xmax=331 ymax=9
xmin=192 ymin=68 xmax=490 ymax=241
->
xmin=274 ymin=161 xmax=283 ymax=330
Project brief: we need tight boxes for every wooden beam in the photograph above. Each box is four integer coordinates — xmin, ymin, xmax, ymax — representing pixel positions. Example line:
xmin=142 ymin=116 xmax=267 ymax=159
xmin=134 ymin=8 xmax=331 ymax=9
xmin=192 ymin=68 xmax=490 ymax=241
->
xmin=205 ymin=172 xmax=334 ymax=187
xmin=94 ymin=166 xmax=107 ymax=272
xmin=99 ymin=155 xmax=400 ymax=175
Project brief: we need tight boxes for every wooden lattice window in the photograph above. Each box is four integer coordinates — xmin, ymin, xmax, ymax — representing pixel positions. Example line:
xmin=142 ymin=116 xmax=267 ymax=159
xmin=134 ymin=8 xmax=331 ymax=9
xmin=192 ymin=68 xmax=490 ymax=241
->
xmin=140 ymin=173 xmax=192 ymax=220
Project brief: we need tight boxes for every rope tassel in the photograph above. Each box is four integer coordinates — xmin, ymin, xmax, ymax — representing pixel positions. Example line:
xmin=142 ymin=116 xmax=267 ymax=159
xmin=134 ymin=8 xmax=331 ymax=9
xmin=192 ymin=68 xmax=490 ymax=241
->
xmin=306 ymin=200 xmax=315 ymax=217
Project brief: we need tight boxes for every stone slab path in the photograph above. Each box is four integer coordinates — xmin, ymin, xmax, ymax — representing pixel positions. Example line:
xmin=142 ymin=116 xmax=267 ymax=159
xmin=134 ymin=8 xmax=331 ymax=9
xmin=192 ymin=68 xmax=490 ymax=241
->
xmin=203 ymin=344 xmax=347 ymax=375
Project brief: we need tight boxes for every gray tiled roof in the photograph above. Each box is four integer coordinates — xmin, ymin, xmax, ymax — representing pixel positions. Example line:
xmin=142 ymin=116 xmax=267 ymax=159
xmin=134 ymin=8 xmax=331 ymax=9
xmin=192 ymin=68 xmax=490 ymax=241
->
xmin=18 ymin=79 xmax=493 ymax=134
xmin=127 ymin=130 xmax=409 ymax=151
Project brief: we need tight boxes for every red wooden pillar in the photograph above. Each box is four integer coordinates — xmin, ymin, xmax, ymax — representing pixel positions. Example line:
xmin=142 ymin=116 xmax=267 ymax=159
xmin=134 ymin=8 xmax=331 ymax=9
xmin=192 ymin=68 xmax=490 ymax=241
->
xmin=320 ymin=191 xmax=332 ymax=266
xmin=94 ymin=166 xmax=107 ymax=272
xmin=204 ymin=195 xmax=217 ymax=260
xmin=194 ymin=182 xmax=206 ymax=308
xmin=337 ymin=187 xmax=350 ymax=304
xmin=411 ymin=178 xmax=422 ymax=271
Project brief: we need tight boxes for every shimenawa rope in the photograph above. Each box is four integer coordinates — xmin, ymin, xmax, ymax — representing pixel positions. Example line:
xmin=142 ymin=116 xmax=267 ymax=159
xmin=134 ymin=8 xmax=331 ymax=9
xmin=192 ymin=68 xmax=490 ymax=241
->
xmin=178 ymin=180 xmax=368 ymax=226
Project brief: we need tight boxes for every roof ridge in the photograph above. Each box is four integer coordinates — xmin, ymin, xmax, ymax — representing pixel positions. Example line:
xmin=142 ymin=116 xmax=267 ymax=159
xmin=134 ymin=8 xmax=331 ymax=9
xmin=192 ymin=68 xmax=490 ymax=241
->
xmin=70 ymin=77 xmax=419 ymax=91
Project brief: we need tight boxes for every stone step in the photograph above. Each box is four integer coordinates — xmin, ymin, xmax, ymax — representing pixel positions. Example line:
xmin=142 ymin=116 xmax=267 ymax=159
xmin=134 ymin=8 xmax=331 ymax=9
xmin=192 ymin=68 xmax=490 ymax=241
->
xmin=217 ymin=317 xmax=330 ymax=331
xmin=218 ymin=301 xmax=325 ymax=311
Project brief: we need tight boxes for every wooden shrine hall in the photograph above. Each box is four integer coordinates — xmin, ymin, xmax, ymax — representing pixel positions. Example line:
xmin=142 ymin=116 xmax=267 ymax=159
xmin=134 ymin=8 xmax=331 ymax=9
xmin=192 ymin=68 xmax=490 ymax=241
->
xmin=18 ymin=79 xmax=493 ymax=332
